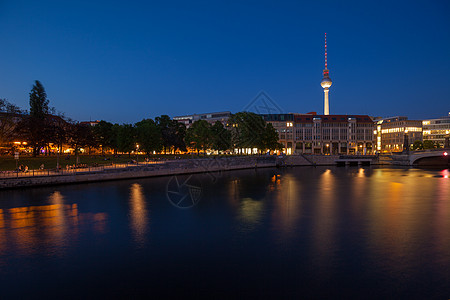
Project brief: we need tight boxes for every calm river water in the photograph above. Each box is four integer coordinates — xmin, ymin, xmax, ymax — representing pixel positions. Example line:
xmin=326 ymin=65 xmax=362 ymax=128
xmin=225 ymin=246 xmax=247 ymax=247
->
xmin=0 ymin=166 xmax=449 ymax=299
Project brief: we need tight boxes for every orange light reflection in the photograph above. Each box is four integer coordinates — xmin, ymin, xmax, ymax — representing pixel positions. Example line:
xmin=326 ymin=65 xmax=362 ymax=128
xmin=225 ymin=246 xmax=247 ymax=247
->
xmin=129 ymin=183 xmax=148 ymax=247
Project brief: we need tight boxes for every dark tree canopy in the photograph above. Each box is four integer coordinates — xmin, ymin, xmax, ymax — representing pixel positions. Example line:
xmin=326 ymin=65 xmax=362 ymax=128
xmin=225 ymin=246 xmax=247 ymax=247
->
xmin=68 ymin=123 xmax=95 ymax=152
xmin=6 ymin=86 xmax=283 ymax=158
xmin=29 ymin=80 xmax=49 ymax=118
xmin=262 ymin=123 xmax=282 ymax=151
xmin=423 ymin=140 xmax=436 ymax=149
xmin=117 ymin=124 xmax=136 ymax=155
xmin=412 ymin=140 xmax=424 ymax=150
xmin=155 ymin=115 xmax=186 ymax=154
xmin=46 ymin=116 xmax=69 ymax=152
xmin=0 ymin=98 xmax=23 ymax=145
xmin=228 ymin=112 xmax=281 ymax=153
xmin=135 ymin=119 xmax=162 ymax=154
xmin=211 ymin=121 xmax=231 ymax=152
xmin=185 ymin=120 xmax=212 ymax=154
xmin=155 ymin=115 xmax=173 ymax=153
xmin=14 ymin=80 xmax=53 ymax=156
xmin=93 ymin=121 xmax=116 ymax=153
xmin=14 ymin=116 xmax=45 ymax=156
xmin=68 ymin=123 xmax=95 ymax=163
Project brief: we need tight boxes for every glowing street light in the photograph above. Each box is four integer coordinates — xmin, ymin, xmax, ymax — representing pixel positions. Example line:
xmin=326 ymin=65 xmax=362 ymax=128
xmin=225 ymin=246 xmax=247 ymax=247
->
xmin=136 ymin=144 xmax=139 ymax=165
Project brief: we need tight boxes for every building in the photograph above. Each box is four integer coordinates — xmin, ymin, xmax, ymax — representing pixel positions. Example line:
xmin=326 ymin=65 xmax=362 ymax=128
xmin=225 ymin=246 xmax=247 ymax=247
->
xmin=374 ymin=116 xmax=422 ymax=153
xmin=262 ymin=113 xmax=375 ymax=155
xmin=80 ymin=120 xmax=101 ymax=127
xmin=422 ymin=113 xmax=450 ymax=148
xmin=173 ymin=111 xmax=231 ymax=128
xmin=321 ymin=33 xmax=332 ymax=115
xmin=262 ymin=113 xmax=296 ymax=154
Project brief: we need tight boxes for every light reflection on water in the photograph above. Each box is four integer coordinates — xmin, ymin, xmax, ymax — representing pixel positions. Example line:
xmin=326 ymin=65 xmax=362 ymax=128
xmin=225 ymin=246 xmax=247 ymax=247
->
xmin=312 ymin=169 xmax=336 ymax=268
xmin=0 ymin=194 xmax=107 ymax=257
xmin=129 ymin=183 xmax=148 ymax=247
xmin=237 ymin=197 xmax=263 ymax=232
xmin=0 ymin=167 xmax=448 ymax=298
xmin=271 ymin=173 xmax=301 ymax=240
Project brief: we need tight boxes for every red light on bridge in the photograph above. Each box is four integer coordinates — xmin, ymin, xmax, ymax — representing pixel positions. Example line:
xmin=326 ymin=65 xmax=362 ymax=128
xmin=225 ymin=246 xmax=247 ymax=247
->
xmin=444 ymin=152 xmax=448 ymax=156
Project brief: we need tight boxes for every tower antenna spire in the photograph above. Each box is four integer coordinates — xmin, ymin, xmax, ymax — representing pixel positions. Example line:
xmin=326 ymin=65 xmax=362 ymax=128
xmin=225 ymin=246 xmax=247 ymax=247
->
xmin=321 ymin=32 xmax=332 ymax=115
xmin=325 ymin=32 xmax=327 ymax=70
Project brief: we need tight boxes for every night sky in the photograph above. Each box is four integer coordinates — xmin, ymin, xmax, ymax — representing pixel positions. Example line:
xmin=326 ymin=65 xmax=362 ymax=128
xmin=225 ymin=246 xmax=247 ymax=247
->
xmin=1 ymin=0 xmax=449 ymax=123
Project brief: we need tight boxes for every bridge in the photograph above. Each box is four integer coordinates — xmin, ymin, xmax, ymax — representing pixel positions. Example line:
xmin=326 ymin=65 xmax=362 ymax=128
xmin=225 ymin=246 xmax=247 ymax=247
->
xmin=392 ymin=149 xmax=450 ymax=166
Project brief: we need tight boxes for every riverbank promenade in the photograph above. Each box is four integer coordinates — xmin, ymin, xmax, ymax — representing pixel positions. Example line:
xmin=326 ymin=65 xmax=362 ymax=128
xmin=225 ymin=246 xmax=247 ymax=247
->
xmin=0 ymin=156 xmax=279 ymax=189
xmin=0 ymin=154 xmax=394 ymax=189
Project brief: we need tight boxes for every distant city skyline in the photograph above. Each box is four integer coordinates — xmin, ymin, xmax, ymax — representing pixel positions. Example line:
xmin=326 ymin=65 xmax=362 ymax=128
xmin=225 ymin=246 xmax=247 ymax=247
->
xmin=1 ymin=0 xmax=449 ymax=123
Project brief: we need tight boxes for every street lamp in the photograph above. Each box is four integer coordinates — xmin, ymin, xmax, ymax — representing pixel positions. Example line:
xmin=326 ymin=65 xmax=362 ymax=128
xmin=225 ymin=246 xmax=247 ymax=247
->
xmin=136 ymin=144 xmax=139 ymax=165
xmin=403 ymin=130 xmax=410 ymax=154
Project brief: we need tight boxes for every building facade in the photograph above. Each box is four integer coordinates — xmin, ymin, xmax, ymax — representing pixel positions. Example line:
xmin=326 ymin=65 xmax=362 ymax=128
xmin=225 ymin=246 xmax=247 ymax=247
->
xmin=262 ymin=113 xmax=375 ymax=155
xmin=80 ymin=120 xmax=101 ymax=127
xmin=173 ymin=111 xmax=231 ymax=128
xmin=374 ymin=116 xmax=423 ymax=153
xmin=422 ymin=113 xmax=450 ymax=148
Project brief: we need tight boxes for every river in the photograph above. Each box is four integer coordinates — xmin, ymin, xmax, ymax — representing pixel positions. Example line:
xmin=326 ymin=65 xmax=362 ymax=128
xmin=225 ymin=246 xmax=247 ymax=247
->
xmin=0 ymin=166 xmax=449 ymax=299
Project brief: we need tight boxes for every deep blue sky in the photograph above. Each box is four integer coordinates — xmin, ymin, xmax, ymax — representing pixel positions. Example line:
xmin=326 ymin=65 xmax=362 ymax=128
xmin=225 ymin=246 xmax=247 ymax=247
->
xmin=1 ymin=0 xmax=449 ymax=123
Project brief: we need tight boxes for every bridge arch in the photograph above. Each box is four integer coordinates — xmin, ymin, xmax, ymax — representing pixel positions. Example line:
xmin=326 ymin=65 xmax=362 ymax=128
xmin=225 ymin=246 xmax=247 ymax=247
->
xmin=410 ymin=151 xmax=450 ymax=166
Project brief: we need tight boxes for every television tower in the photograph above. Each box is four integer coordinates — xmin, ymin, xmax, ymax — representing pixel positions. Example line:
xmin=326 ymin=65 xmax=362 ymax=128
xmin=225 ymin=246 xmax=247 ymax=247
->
xmin=320 ymin=33 xmax=332 ymax=115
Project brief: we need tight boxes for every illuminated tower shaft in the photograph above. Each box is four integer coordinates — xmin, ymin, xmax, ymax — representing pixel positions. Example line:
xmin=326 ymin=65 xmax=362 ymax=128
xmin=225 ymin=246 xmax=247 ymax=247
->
xmin=324 ymin=89 xmax=330 ymax=115
xmin=320 ymin=33 xmax=332 ymax=115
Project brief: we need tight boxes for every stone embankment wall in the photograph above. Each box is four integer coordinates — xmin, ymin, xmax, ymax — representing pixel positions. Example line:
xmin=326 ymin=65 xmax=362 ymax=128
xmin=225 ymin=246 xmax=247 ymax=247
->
xmin=390 ymin=154 xmax=411 ymax=166
xmin=0 ymin=156 xmax=277 ymax=189
xmin=285 ymin=155 xmax=339 ymax=166
xmin=285 ymin=155 xmax=382 ymax=166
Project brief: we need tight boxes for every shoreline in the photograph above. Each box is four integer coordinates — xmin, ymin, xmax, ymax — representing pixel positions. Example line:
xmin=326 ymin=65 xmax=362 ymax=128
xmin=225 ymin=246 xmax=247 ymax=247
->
xmin=0 ymin=156 xmax=278 ymax=190
xmin=0 ymin=155 xmax=387 ymax=190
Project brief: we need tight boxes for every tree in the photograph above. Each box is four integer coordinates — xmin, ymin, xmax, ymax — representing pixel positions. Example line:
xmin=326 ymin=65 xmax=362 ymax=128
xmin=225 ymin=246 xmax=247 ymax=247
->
xmin=93 ymin=120 xmax=115 ymax=153
xmin=15 ymin=116 xmax=48 ymax=157
xmin=155 ymin=115 xmax=173 ymax=154
xmin=229 ymin=112 xmax=269 ymax=153
xmin=47 ymin=116 xmax=69 ymax=153
xmin=210 ymin=121 xmax=231 ymax=152
xmin=45 ymin=116 xmax=70 ymax=169
xmin=412 ymin=140 xmax=423 ymax=150
xmin=0 ymin=98 xmax=24 ymax=147
xmin=110 ymin=124 xmax=121 ymax=154
xmin=155 ymin=115 xmax=186 ymax=154
xmin=135 ymin=119 xmax=162 ymax=155
xmin=185 ymin=120 xmax=212 ymax=154
xmin=29 ymin=80 xmax=49 ymax=118
xmin=172 ymin=121 xmax=187 ymax=153
xmin=117 ymin=124 xmax=136 ymax=156
xmin=423 ymin=140 xmax=435 ymax=149
xmin=68 ymin=123 xmax=95 ymax=164
xmin=16 ymin=81 xmax=52 ymax=156
xmin=262 ymin=123 xmax=283 ymax=152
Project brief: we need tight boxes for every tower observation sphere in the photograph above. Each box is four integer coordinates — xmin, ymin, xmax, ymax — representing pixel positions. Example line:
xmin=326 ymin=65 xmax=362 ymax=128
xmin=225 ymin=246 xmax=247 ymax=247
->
xmin=321 ymin=77 xmax=332 ymax=89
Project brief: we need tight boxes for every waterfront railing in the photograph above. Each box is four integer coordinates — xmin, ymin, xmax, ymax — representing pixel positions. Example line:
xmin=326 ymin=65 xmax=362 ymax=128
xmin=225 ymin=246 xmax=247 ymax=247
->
xmin=0 ymin=161 xmax=165 ymax=179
